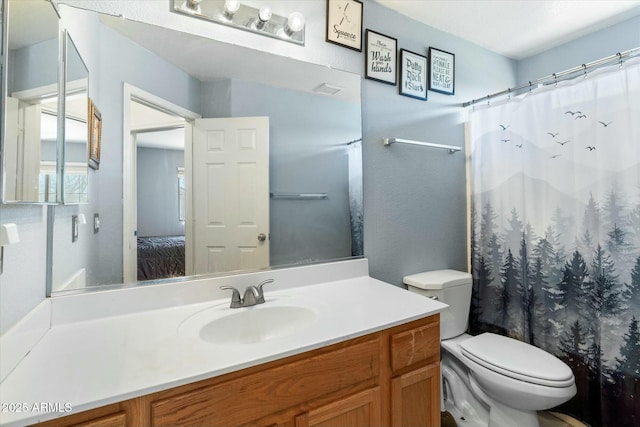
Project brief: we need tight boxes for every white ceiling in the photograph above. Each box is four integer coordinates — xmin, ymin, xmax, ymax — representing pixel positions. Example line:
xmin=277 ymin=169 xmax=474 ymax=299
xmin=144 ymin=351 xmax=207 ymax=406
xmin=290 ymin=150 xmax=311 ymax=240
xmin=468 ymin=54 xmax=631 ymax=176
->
xmin=375 ymin=0 xmax=640 ymax=59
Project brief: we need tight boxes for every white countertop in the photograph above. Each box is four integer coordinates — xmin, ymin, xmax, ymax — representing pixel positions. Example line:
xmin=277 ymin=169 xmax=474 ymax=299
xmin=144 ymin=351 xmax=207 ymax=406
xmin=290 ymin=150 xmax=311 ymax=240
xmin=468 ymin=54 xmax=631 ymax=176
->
xmin=0 ymin=260 xmax=446 ymax=426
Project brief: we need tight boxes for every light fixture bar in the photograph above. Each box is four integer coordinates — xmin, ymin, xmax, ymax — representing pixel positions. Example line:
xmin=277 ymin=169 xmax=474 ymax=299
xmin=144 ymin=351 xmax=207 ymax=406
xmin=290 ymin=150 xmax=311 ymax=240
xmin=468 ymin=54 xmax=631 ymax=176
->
xmin=172 ymin=0 xmax=305 ymax=46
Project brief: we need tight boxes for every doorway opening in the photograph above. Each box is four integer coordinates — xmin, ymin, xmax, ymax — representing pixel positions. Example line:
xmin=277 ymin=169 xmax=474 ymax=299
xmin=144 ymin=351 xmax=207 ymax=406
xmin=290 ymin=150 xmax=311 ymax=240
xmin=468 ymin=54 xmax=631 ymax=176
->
xmin=122 ymin=84 xmax=200 ymax=283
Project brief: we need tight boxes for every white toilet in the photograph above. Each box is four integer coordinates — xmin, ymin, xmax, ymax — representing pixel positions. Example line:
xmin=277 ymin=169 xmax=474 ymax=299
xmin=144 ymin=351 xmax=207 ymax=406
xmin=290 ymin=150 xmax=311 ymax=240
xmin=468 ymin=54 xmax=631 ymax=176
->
xmin=404 ymin=269 xmax=576 ymax=427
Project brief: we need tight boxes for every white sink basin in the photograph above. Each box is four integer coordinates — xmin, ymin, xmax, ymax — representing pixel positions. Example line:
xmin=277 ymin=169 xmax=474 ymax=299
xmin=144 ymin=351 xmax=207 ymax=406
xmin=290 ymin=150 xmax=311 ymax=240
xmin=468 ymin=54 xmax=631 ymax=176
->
xmin=179 ymin=303 xmax=317 ymax=345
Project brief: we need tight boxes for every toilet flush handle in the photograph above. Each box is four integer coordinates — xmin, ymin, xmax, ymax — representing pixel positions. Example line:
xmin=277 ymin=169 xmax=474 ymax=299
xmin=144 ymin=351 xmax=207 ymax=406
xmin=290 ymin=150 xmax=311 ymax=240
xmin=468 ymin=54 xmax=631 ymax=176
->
xmin=427 ymin=295 xmax=439 ymax=301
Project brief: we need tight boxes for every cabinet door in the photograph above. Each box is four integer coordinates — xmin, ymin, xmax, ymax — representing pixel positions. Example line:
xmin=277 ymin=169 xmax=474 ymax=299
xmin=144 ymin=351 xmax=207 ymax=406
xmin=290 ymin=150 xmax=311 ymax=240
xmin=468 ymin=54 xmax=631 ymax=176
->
xmin=391 ymin=363 xmax=440 ymax=427
xmin=295 ymin=387 xmax=381 ymax=427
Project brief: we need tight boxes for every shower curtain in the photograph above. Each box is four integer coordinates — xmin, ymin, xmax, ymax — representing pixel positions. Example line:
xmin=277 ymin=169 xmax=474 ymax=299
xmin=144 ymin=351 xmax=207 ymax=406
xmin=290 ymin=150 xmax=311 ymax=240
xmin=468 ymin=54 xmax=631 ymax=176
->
xmin=469 ymin=58 xmax=640 ymax=427
xmin=348 ymin=139 xmax=364 ymax=256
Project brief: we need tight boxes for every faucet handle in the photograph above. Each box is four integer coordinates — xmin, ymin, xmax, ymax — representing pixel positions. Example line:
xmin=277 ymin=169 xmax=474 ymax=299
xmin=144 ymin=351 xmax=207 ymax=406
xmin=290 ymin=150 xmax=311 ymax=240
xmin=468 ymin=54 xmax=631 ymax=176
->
xmin=220 ymin=286 xmax=242 ymax=308
xmin=256 ymin=279 xmax=274 ymax=302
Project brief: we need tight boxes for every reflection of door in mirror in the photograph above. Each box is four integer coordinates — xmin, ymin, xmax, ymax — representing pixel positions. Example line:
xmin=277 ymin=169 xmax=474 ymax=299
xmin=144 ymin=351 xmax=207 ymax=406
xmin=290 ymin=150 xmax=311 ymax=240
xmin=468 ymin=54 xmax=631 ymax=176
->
xmin=193 ymin=117 xmax=270 ymax=274
xmin=3 ymin=0 xmax=59 ymax=203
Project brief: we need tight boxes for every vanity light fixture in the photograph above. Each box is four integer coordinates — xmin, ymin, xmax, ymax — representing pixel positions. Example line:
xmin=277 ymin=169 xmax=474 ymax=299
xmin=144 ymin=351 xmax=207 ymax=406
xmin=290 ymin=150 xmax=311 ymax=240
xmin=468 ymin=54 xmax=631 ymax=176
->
xmin=172 ymin=0 xmax=305 ymax=45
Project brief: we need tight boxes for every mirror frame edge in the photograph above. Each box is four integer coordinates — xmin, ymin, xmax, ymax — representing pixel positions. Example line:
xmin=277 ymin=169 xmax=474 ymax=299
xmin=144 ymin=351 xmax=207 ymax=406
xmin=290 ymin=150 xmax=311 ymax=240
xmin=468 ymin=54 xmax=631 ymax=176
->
xmin=1 ymin=0 xmax=7 ymax=203
xmin=61 ymin=30 xmax=90 ymax=206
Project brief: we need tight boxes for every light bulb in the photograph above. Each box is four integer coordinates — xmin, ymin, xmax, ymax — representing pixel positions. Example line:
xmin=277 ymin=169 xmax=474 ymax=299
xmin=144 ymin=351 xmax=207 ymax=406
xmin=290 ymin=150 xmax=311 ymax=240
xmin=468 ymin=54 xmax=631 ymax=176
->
xmin=224 ymin=0 xmax=240 ymax=16
xmin=286 ymin=11 xmax=305 ymax=35
xmin=258 ymin=6 xmax=272 ymax=23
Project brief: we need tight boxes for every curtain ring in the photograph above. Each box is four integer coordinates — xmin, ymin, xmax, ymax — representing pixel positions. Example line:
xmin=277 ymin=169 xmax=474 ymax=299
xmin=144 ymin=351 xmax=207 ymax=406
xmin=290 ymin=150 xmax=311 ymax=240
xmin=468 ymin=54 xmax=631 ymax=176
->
xmin=553 ymin=73 xmax=557 ymax=87
xmin=617 ymin=52 xmax=623 ymax=68
xmin=486 ymin=95 xmax=490 ymax=106
xmin=507 ymin=88 xmax=511 ymax=100
xmin=583 ymin=64 xmax=588 ymax=79
xmin=529 ymin=81 xmax=533 ymax=93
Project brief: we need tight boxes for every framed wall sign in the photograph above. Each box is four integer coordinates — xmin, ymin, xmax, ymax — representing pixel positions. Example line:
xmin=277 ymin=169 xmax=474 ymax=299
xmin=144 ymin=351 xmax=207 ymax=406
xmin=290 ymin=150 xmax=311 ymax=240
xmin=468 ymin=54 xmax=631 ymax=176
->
xmin=88 ymin=97 xmax=102 ymax=170
xmin=399 ymin=49 xmax=427 ymax=100
xmin=428 ymin=47 xmax=455 ymax=95
xmin=326 ymin=0 xmax=363 ymax=51
xmin=365 ymin=30 xmax=397 ymax=85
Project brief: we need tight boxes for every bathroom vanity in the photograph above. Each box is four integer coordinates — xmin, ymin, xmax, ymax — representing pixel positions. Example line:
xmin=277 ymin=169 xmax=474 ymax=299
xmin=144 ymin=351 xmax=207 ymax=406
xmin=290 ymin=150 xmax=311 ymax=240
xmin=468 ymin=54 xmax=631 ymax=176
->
xmin=0 ymin=260 xmax=445 ymax=427
xmin=32 ymin=316 xmax=440 ymax=427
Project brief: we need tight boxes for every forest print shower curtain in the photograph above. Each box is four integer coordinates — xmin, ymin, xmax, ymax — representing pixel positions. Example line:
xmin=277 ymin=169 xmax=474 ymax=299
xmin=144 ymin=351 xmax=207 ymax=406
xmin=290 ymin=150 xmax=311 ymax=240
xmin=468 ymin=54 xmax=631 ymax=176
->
xmin=469 ymin=58 xmax=640 ymax=427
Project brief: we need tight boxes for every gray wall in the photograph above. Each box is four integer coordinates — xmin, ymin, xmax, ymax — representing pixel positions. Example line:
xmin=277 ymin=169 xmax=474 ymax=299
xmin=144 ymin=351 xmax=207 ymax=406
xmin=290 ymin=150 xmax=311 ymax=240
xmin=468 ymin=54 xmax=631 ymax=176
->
xmin=136 ymin=146 xmax=185 ymax=238
xmin=517 ymin=15 xmax=640 ymax=84
xmin=3 ymin=0 xmax=638 ymax=334
xmin=7 ymin=38 xmax=58 ymax=94
xmin=361 ymin=2 xmax=514 ymax=285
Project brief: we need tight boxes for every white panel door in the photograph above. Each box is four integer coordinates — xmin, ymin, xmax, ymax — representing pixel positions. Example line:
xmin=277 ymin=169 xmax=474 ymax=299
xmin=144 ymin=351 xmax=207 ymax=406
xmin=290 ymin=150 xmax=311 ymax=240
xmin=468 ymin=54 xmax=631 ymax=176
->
xmin=192 ymin=117 xmax=269 ymax=274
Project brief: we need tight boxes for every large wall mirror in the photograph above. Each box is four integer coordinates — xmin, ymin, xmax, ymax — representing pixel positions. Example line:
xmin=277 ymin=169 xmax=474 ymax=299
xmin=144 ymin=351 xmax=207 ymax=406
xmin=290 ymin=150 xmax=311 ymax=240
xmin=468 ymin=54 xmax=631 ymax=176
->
xmin=2 ymin=0 xmax=60 ymax=203
xmin=49 ymin=5 xmax=363 ymax=294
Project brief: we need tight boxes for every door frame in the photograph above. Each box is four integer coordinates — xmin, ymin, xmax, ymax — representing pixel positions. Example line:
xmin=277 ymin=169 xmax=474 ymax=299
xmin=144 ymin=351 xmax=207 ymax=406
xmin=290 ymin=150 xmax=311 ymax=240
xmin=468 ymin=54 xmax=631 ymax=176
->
xmin=122 ymin=83 xmax=201 ymax=283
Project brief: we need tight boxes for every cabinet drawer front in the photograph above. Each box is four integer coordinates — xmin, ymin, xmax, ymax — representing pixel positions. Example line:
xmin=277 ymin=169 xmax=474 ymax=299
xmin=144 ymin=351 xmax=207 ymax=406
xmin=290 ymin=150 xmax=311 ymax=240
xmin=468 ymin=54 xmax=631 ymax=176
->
xmin=69 ymin=412 xmax=127 ymax=427
xmin=390 ymin=319 xmax=439 ymax=372
xmin=151 ymin=339 xmax=380 ymax=427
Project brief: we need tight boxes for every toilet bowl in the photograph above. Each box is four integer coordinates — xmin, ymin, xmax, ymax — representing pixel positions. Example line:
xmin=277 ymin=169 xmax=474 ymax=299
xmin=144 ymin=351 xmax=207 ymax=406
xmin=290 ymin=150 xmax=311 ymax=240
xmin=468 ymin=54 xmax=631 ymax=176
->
xmin=404 ymin=270 xmax=577 ymax=427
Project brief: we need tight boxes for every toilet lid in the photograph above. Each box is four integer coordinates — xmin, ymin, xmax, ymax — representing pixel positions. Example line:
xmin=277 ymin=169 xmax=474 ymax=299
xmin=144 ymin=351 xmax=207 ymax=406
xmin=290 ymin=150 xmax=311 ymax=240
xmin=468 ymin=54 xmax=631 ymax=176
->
xmin=460 ymin=333 xmax=574 ymax=387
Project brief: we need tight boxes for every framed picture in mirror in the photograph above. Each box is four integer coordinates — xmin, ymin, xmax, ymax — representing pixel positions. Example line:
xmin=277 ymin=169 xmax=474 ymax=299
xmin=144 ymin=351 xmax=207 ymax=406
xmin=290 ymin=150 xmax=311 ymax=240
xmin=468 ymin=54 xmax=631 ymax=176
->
xmin=88 ymin=98 xmax=102 ymax=170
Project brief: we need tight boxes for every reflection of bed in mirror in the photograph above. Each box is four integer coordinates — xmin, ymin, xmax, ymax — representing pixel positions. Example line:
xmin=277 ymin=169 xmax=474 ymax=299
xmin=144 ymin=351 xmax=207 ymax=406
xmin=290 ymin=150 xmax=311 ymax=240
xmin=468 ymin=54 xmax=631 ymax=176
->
xmin=135 ymin=127 xmax=186 ymax=281
xmin=137 ymin=236 xmax=185 ymax=280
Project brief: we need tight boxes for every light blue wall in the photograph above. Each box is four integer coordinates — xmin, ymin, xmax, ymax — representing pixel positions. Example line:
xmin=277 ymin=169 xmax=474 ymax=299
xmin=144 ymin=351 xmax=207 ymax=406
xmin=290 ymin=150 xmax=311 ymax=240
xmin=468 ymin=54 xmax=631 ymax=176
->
xmin=361 ymin=1 xmax=515 ymax=285
xmin=136 ymin=146 xmax=185 ymax=238
xmin=7 ymin=38 xmax=58 ymax=93
xmin=517 ymin=15 xmax=640 ymax=85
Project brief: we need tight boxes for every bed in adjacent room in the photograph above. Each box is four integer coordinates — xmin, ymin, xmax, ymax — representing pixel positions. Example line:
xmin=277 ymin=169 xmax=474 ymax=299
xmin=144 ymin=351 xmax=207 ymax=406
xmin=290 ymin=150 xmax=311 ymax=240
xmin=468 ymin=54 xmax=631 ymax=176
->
xmin=137 ymin=235 xmax=185 ymax=281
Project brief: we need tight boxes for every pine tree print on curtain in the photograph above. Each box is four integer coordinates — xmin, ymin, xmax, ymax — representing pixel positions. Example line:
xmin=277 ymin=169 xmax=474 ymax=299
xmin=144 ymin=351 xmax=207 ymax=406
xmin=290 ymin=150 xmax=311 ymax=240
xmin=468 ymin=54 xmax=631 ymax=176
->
xmin=469 ymin=57 xmax=640 ymax=427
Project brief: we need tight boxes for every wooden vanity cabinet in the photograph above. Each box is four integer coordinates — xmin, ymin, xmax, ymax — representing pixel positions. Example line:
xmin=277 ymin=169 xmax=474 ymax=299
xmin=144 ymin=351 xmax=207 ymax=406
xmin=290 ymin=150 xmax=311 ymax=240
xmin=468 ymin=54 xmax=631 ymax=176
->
xmin=389 ymin=319 xmax=441 ymax=427
xmin=30 ymin=314 xmax=440 ymax=427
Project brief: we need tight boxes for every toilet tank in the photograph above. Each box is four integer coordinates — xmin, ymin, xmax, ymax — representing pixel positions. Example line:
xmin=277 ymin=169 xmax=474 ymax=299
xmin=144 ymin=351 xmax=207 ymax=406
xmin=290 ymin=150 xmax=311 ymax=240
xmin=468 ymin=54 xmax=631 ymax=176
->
xmin=403 ymin=269 xmax=472 ymax=340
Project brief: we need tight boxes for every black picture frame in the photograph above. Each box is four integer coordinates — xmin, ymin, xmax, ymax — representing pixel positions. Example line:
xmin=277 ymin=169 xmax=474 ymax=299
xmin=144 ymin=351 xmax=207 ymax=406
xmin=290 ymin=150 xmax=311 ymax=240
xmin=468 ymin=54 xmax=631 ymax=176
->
xmin=365 ymin=30 xmax=397 ymax=85
xmin=428 ymin=47 xmax=455 ymax=95
xmin=325 ymin=0 xmax=363 ymax=51
xmin=399 ymin=49 xmax=428 ymax=101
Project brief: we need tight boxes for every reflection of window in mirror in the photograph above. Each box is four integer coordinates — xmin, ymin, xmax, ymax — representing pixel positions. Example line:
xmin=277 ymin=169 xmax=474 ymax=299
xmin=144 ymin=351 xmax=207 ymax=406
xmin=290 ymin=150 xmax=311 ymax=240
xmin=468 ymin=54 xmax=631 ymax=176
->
xmin=63 ymin=114 xmax=89 ymax=203
xmin=38 ymin=164 xmax=57 ymax=203
xmin=38 ymin=109 xmax=58 ymax=202
xmin=177 ymin=167 xmax=185 ymax=222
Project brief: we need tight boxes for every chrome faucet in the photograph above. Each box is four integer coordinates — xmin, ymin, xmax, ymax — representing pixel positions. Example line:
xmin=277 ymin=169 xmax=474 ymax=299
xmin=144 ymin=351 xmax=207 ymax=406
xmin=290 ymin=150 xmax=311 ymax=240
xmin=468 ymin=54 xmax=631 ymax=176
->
xmin=220 ymin=279 xmax=274 ymax=308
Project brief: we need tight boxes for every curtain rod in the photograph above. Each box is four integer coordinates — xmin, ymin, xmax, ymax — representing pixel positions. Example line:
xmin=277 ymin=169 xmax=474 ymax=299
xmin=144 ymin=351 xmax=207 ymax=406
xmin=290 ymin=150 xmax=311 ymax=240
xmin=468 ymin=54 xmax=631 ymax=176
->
xmin=462 ymin=47 xmax=640 ymax=108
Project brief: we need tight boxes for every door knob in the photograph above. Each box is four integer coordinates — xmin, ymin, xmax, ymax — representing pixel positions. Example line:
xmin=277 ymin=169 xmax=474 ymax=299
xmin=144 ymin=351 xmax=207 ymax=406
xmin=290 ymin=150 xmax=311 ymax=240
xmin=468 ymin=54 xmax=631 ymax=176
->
xmin=258 ymin=233 xmax=267 ymax=242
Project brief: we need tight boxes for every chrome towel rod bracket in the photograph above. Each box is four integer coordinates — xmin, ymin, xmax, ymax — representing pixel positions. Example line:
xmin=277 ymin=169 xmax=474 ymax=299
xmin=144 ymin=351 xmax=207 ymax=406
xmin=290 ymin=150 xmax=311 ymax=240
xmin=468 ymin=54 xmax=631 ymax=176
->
xmin=383 ymin=138 xmax=461 ymax=154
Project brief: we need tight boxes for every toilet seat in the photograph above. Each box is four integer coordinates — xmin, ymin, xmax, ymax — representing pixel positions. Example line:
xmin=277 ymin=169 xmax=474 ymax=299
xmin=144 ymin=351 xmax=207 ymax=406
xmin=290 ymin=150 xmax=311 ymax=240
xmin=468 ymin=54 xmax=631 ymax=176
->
xmin=460 ymin=333 xmax=575 ymax=388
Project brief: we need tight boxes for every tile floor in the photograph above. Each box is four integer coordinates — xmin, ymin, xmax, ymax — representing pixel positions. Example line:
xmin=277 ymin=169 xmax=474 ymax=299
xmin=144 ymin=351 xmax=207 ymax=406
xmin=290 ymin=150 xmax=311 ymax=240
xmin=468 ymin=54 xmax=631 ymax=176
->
xmin=441 ymin=411 xmax=590 ymax=427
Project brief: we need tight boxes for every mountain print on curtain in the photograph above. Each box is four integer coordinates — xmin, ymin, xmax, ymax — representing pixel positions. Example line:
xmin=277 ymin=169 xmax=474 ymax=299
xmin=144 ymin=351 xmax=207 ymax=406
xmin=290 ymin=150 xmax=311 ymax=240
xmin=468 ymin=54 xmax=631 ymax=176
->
xmin=469 ymin=57 xmax=640 ymax=427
